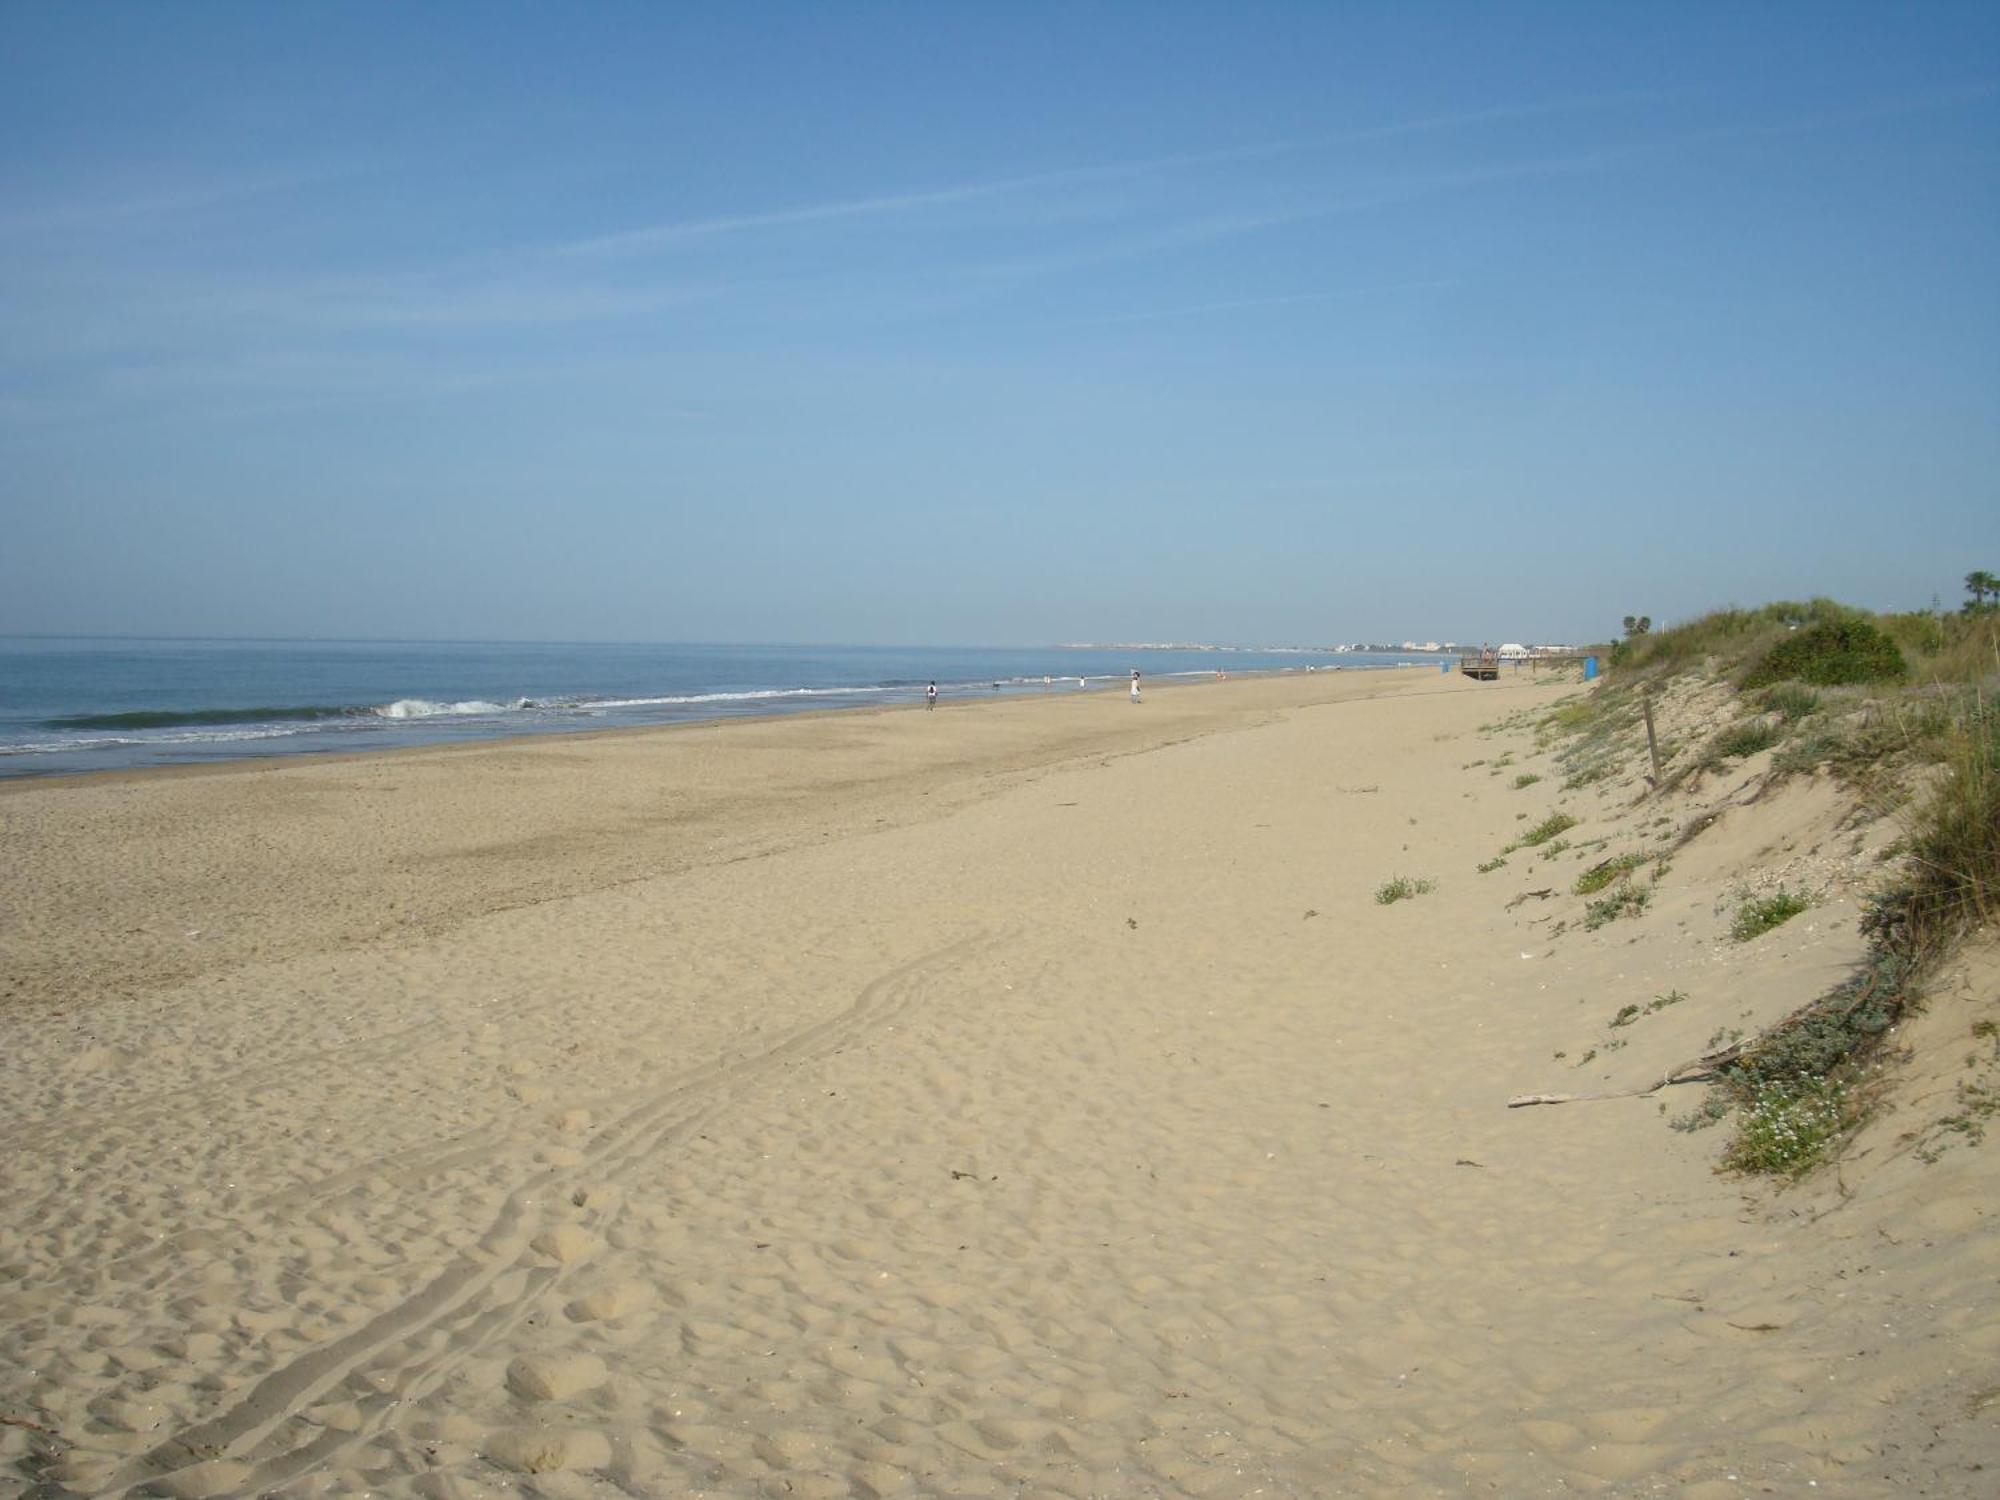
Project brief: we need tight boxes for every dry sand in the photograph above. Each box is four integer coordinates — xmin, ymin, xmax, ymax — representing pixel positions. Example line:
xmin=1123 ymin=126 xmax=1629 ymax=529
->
xmin=2 ymin=667 xmax=1994 ymax=1498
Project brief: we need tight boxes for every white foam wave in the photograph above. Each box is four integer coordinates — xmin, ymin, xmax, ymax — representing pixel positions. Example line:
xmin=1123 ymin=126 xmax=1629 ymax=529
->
xmin=373 ymin=699 xmax=513 ymax=720
xmin=0 ymin=726 xmax=307 ymax=755
xmin=585 ymin=685 xmax=888 ymax=710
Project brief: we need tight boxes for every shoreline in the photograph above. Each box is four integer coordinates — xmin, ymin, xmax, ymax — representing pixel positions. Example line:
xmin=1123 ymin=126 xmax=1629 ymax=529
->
xmin=0 ymin=661 xmax=1439 ymax=795
xmin=0 ymin=640 xmax=1450 ymax=785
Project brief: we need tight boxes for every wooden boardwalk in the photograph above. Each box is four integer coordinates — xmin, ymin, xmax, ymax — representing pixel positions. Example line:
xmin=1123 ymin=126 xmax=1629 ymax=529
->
xmin=1459 ymin=652 xmax=1589 ymax=681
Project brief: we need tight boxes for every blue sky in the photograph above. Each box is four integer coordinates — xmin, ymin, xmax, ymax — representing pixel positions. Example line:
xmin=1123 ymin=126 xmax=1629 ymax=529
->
xmin=2 ymin=1 xmax=1995 ymax=646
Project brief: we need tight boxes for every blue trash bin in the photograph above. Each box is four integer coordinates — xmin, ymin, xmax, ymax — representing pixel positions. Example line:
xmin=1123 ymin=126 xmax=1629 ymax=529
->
xmin=1440 ymin=660 xmax=1450 ymax=674
xmin=1584 ymin=655 xmax=1599 ymax=680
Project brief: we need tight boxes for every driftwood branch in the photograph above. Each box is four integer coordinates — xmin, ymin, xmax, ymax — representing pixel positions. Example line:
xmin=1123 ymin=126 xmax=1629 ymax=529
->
xmin=1506 ymin=1046 xmax=1740 ymax=1109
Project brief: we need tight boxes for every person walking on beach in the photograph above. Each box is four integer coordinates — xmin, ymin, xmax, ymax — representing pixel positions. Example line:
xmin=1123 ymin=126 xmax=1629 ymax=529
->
xmin=926 ymin=681 xmax=937 ymax=710
xmin=1130 ymin=670 xmax=1142 ymax=704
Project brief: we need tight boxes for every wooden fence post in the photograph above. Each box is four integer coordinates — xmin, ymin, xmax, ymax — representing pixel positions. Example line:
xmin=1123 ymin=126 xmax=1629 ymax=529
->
xmin=1642 ymin=687 xmax=1663 ymax=788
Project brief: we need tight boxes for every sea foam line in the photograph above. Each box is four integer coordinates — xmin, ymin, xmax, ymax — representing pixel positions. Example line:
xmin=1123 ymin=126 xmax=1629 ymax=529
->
xmin=0 ymin=726 xmax=309 ymax=755
xmin=372 ymin=699 xmax=516 ymax=719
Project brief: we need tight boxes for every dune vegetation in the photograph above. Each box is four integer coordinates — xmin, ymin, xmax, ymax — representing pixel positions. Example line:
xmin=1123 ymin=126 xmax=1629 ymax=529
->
xmin=1556 ymin=594 xmax=1999 ymax=1176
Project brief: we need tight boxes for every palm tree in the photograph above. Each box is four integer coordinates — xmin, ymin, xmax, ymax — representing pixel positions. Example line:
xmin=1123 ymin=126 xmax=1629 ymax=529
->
xmin=1966 ymin=570 xmax=1999 ymax=612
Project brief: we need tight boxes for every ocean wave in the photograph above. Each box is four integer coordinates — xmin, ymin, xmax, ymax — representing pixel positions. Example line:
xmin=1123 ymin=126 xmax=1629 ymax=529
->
xmin=43 ymin=697 xmax=530 ymax=731
xmin=45 ymin=703 xmax=371 ymax=730
xmin=0 ymin=726 xmax=309 ymax=755
xmin=583 ymin=685 xmax=890 ymax=710
xmin=372 ymin=699 xmax=516 ymax=720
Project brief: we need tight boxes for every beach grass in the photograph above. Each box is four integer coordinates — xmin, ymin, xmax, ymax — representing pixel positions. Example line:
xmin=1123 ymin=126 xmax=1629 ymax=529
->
xmin=1575 ymin=852 xmax=1649 ymax=895
xmin=1519 ymin=812 xmax=1578 ymax=847
xmin=1707 ymin=719 xmax=1782 ymax=763
xmin=1375 ymin=875 xmax=1437 ymax=905
xmin=1583 ymin=880 xmax=1650 ymax=930
xmin=1731 ymin=887 xmax=1813 ymax=942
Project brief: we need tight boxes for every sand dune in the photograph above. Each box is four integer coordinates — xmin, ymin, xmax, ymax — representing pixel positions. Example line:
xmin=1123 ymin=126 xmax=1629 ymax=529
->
xmin=2 ymin=667 xmax=1994 ymax=1497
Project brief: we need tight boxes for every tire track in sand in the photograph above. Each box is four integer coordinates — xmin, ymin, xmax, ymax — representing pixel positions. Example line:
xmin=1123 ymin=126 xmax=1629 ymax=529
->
xmin=71 ymin=932 xmax=999 ymax=1500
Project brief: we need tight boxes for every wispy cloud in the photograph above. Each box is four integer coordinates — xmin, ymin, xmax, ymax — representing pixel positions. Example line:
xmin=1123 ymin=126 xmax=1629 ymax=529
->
xmin=945 ymin=146 xmax=1633 ymax=290
xmin=18 ymin=78 xmax=1972 ymax=431
xmin=551 ymin=90 xmax=1668 ymax=260
xmin=0 ymin=90 xmax=1671 ymax=357
xmin=0 ymin=347 xmax=713 ymax=441
xmin=0 ymin=164 xmax=357 ymax=240
xmin=956 ymin=212 xmax=1300 ymax=283
xmin=553 ymin=144 xmax=1309 ymax=260
xmin=218 ymin=268 xmax=716 ymax=330
xmin=1052 ymin=279 xmax=1461 ymax=328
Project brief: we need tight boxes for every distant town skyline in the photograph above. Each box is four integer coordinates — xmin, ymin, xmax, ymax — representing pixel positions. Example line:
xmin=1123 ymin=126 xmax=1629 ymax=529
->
xmin=3 ymin=3 xmax=1994 ymax=646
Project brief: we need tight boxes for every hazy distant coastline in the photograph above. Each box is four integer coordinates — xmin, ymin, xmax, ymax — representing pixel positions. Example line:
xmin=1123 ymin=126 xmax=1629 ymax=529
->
xmin=1057 ymin=641 xmax=1581 ymax=655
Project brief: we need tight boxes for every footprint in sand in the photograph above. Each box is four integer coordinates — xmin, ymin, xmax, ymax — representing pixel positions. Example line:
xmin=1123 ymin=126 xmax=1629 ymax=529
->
xmin=484 ymin=1425 xmax=611 ymax=1474
xmin=506 ymin=1350 xmax=608 ymax=1401
xmin=529 ymin=1223 xmax=598 ymax=1263
xmin=566 ymin=1279 xmax=655 ymax=1321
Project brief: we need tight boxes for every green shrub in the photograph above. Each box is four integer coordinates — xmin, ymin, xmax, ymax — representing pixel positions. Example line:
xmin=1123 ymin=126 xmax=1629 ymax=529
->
xmin=1539 ymin=697 xmax=1599 ymax=735
xmin=1375 ymin=875 xmax=1436 ymax=905
xmin=1770 ymin=724 xmax=1850 ymax=777
xmin=1881 ymin=609 xmax=1949 ymax=658
xmin=1760 ymin=683 xmax=1821 ymax=722
xmin=1651 ymin=987 xmax=1688 ymax=1012
xmin=1894 ymin=704 xmax=2000 ymax=945
xmin=1721 ymin=1079 xmax=1853 ymax=1177
xmin=1512 ymin=772 xmax=1542 ymax=788
xmin=1733 ymin=947 xmax=1913 ymax=1096
xmin=1919 ymin=610 xmax=2000 ymax=685
xmin=1731 ymin=887 xmax=1812 ymax=942
xmin=1612 ymin=599 xmax=1856 ymax=677
xmin=1744 ymin=618 xmax=1908 ymax=688
xmin=1708 ymin=720 xmax=1782 ymax=762
xmin=1575 ymin=852 xmax=1648 ymax=895
xmin=1547 ymin=695 xmax=1642 ymax=788
xmin=1520 ymin=812 xmax=1578 ymax=847
xmin=1476 ymin=856 xmax=1507 ymax=874
xmin=1768 ymin=699 xmax=1959 ymax=784
xmin=1584 ymin=880 xmax=1651 ymax=930
xmin=1670 ymin=1094 xmax=1731 ymax=1132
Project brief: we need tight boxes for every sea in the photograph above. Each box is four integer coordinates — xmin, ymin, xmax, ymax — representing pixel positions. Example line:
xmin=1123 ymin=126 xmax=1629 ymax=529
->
xmin=0 ymin=637 xmax=1429 ymax=778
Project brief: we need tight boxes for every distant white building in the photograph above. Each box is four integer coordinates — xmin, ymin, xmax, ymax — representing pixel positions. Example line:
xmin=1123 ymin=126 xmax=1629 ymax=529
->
xmin=1497 ymin=642 xmax=1529 ymax=662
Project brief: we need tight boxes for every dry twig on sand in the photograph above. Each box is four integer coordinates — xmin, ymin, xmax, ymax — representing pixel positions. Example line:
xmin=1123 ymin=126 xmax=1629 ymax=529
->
xmin=1506 ymin=1041 xmax=1747 ymax=1108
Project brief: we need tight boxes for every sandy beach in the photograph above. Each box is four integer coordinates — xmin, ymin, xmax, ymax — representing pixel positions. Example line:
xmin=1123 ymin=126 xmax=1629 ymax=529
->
xmin=3 ymin=667 xmax=1994 ymax=1499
